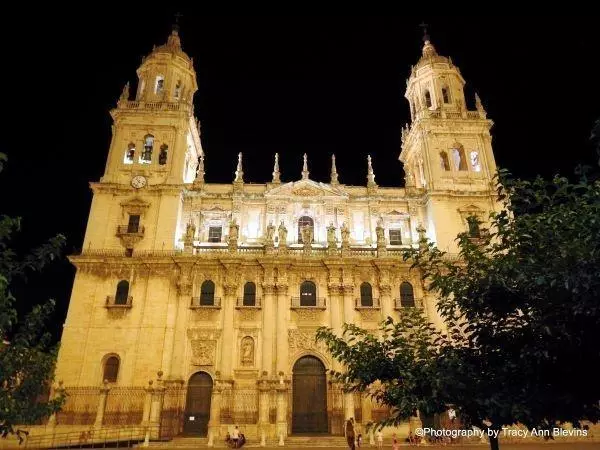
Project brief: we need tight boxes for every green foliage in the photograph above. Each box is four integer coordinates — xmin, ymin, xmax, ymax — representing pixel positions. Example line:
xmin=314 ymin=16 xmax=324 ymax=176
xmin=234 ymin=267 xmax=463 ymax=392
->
xmin=317 ymin=168 xmax=600 ymax=448
xmin=0 ymin=152 xmax=66 ymax=436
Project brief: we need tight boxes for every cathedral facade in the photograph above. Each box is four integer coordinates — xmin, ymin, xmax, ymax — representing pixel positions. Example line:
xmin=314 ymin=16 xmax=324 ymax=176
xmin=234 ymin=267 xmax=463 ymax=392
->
xmin=53 ymin=27 xmax=499 ymax=442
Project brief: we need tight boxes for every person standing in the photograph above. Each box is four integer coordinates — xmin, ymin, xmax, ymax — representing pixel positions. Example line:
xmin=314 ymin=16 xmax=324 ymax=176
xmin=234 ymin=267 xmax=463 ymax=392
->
xmin=392 ymin=433 xmax=398 ymax=450
xmin=376 ymin=429 xmax=383 ymax=449
xmin=231 ymin=426 xmax=240 ymax=448
xmin=345 ymin=418 xmax=356 ymax=450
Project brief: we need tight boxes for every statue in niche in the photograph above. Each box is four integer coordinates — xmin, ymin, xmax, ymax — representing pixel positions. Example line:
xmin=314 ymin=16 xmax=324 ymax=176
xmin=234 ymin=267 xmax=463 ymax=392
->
xmin=228 ymin=219 xmax=239 ymax=242
xmin=375 ymin=217 xmax=385 ymax=245
xmin=278 ymin=221 xmax=288 ymax=246
xmin=265 ymin=221 xmax=275 ymax=244
xmin=240 ymin=336 xmax=254 ymax=366
xmin=184 ymin=221 xmax=196 ymax=246
xmin=301 ymin=225 xmax=312 ymax=245
xmin=341 ymin=222 xmax=350 ymax=246
xmin=326 ymin=223 xmax=337 ymax=247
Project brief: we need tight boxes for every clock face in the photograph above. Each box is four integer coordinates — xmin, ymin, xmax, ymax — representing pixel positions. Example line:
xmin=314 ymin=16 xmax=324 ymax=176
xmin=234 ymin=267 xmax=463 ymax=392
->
xmin=131 ymin=175 xmax=147 ymax=189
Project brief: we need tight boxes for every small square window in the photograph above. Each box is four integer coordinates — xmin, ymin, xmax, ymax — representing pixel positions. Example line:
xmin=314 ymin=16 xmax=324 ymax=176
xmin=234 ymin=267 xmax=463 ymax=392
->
xmin=389 ymin=229 xmax=402 ymax=245
xmin=208 ymin=226 xmax=222 ymax=243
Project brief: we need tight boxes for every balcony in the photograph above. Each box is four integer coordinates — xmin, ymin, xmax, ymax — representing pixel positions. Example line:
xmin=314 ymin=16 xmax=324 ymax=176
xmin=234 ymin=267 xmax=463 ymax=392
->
xmin=116 ymin=225 xmax=145 ymax=236
xmin=190 ymin=297 xmax=222 ymax=309
xmin=236 ymin=297 xmax=262 ymax=309
xmin=394 ymin=297 xmax=424 ymax=309
xmin=291 ymin=297 xmax=326 ymax=310
xmin=116 ymin=225 xmax=145 ymax=249
xmin=355 ymin=297 xmax=380 ymax=310
xmin=105 ymin=295 xmax=133 ymax=308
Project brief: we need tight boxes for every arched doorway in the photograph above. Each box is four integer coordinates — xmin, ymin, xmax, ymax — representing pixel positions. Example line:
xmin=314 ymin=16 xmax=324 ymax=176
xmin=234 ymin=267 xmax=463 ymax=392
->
xmin=184 ymin=372 xmax=213 ymax=436
xmin=292 ymin=356 xmax=328 ymax=434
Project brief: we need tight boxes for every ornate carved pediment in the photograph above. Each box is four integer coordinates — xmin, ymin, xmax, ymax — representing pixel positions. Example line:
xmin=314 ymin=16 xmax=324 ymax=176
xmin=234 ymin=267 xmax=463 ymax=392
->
xmin=187 ymin=328 xmax=221 ymax=367
xmin=120 ymin=197 xmax=150 ymax=217
xmin=293 ymin=185 xmax=322 ymax=197
xmin=265 ymin=179 xmax=347 ymax=199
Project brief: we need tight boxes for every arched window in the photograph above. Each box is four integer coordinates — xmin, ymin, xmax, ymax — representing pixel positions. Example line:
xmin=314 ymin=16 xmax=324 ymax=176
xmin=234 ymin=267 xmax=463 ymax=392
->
xmin=470 ymin=151 xmax=482 ymax=172
xmin=243 ymin=282 xmax=256 ymax=306
xmin=452 ymin=147 xmax=468 ymax=171
xmin=115 ymin=280 xmax=129 ymax=305
xmin=200 ymin=280 xmax=215 ymax=306
xmin=155 ymin=76 xmax=164 ymax=94
xmin=159 ymin=144 xmax=168 ymax=165
xmin=400 ymin=282 xmax=415 ymax=307
xmin=103 ymin=355 xmax=120 ymax=383
xmin=360 ymin=282 xmax=373 ymax=307
xmin=424 ymin=90 xmax=432 ymax=108
xmin=140 ymin=135 xmax=154 ymax=164
xmin=442 ymin=87 xmax=451 ymax=104
xmin=297 ymin=216 xmax=314 ymax=243
xmin=300 ymin=281 xmax=316 ymax=307
xmin=124 ymin=143 xmax=135 ymax=164
xmin=440 ymin=152 xmax=450 ymax=171
xmin=174 ymin=80 xmax=182 ymax=99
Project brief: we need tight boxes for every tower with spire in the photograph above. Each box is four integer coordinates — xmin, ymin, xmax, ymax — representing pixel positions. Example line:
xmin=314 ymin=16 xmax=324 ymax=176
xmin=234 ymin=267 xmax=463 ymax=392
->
xmin=400 ymin=30 xmax=499 ymax=252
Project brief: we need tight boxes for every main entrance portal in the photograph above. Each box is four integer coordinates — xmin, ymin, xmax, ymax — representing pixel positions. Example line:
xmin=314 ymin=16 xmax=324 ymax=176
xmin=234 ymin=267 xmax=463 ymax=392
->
xmin=183 ymin=372 xmax=212 ymax=436
xmin=292 ymin=356 xmax=328 ymax=434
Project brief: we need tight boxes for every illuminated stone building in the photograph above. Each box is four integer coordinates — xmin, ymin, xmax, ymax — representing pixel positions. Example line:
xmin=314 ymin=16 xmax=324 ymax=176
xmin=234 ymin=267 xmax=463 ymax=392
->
xmin=53 ymin=26 xmax=499 ymax=443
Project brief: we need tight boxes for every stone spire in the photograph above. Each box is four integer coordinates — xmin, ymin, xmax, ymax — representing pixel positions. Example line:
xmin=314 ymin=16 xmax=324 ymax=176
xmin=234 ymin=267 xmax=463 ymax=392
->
xmin=302 ymin=153 xmax=309 ymax=180
xmin=234 ymin=152 xmax=244 ymax=182
xmin=367 ymin=155 xmax=377 ymax=187
xmin=475 ymin=93 xmax=487 ymax=118
xmin=330 ymin=154 xmax=339 ymax=185
xmin=272 ymin=153 xmax=281 ymax=184
xmin=195 ymin=154 xmax=205 ymax=184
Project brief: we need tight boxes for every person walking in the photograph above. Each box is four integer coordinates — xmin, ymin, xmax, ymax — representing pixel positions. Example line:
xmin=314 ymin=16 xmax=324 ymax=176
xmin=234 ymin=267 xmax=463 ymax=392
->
xmin=345 ymin=418 xmax=356 ymax=450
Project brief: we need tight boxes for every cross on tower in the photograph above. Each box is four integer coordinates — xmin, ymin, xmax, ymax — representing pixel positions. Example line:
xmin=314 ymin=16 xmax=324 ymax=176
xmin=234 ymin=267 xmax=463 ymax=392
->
xmin=173 ymin=12 xmax=183 ymax=32
xmin=419 ymin=21 xmax=430 ymax=42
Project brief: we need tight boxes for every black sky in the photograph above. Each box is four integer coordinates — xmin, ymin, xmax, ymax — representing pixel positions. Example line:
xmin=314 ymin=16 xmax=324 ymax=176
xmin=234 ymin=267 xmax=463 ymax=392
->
xmin=1 ymin=14 xmax=599 ymax=339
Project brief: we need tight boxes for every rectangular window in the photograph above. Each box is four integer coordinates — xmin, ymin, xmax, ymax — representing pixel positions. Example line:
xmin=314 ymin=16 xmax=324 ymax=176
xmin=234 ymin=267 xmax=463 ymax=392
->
xmin=389 ymin=229 xmax=402 ymax=245
xmin=127 ymin=215 xmax=140 ymax=233
xmin=208 ymin=226 xmax=222 ymax=243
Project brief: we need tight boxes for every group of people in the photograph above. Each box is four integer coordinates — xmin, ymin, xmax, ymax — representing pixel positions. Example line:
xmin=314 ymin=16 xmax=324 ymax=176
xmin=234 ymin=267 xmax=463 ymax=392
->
xmin=224 ymin=426 xmax=246 ymax=448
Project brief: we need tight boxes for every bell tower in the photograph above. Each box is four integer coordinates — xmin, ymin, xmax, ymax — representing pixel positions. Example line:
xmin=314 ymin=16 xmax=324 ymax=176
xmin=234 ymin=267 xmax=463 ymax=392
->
xmin=101 ymin=23 xmax=202 ymax=187
xmin=400 ymin=31 xmax=500 ymax=252
xmin=83 ymin=24 xmax=203 ymax=253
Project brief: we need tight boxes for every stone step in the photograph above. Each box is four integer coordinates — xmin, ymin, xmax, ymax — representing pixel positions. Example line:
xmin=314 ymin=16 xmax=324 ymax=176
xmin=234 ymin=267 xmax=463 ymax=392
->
xmin=146 ymin=435 xmax=349 ymax=448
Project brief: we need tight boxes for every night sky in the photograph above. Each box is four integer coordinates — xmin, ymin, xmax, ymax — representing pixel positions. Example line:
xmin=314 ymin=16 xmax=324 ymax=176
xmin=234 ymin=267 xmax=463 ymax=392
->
xmin=1 ymin=13 xmax=599 ymax=340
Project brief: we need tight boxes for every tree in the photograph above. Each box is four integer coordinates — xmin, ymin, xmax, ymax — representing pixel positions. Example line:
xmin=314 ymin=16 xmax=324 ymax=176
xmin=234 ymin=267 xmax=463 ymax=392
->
xmin=0 ymin=152 xmax=66 ymax=438
xmin=317 ymin=169 xmax=600 ymax=450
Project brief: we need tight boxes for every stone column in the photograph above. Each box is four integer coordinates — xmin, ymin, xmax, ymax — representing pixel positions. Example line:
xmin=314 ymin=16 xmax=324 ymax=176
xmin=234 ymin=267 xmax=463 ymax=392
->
xmin=94 ymin=381 xmax=110 ymax=428
xmin=276 ymin=381 xmax=289 ymax=445
xmin=257 ymin=374 xmax=271 ymax=447
xmin=275 ymin=280 xmax=288 ymax=375
xmin=377 ymin=267 xmax=393 ymax=321
xmin=149 ymin=372 xmax=165 ymax=439
xmin=327 ymin=267 xmax=344 ymax=373
xmin=361 ymin=395 xmax=375 ymax=445
xmin=168 ymin=264 xmax=193 ymax=381
xmin=261 ymin=276 xmax=276 ymax=375
xmin=221 ymin=266 xmax=240 ymax=379
xmin=208 ymin=380 xmax=223 ymax=447
xmin=341 ymin=272 xmax=355 ymax=422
